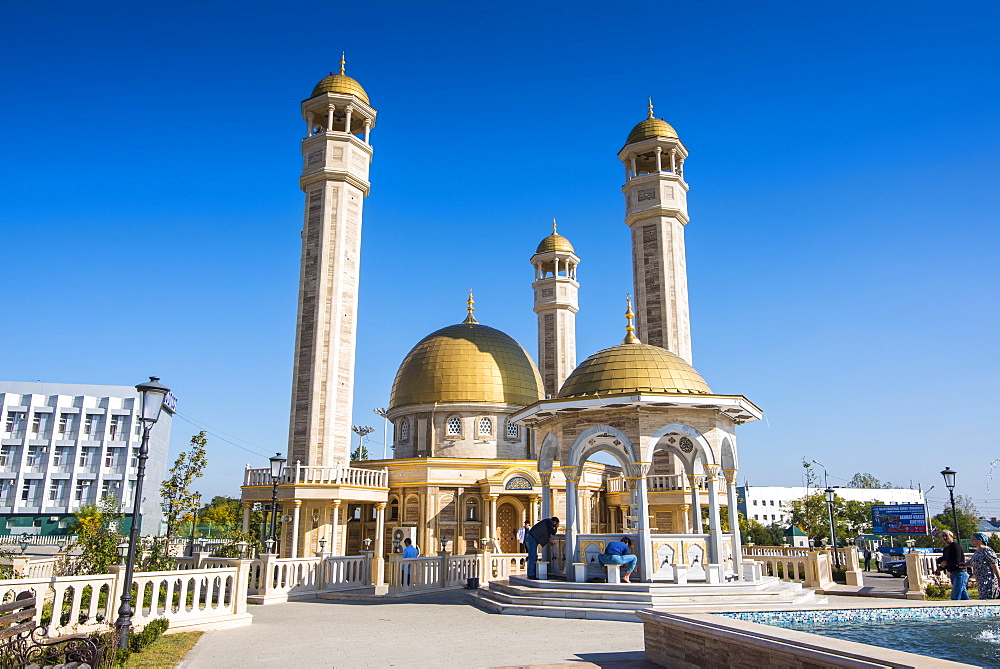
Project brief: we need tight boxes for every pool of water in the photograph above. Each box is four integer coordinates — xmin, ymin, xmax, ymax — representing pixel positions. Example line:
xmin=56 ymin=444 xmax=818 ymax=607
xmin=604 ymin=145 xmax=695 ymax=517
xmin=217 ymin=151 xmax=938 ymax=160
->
xmin=724 ymin=607 xmax=1000 ymax=667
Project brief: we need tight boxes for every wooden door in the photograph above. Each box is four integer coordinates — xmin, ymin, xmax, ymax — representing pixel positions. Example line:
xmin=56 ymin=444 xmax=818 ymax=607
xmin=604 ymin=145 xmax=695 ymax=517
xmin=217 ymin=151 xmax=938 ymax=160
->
xmin=497 ymin=502 xmax=519 ymax=553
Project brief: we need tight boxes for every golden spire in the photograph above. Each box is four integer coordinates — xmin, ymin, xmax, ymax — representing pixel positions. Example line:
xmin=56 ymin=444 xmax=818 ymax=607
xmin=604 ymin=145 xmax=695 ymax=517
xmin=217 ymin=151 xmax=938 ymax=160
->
xmin=463 ymin=289 xmax=478 ymax=324
xmin=340 ymin=52 xmax=346 ymax=75
xmin=552 ymin=217 xmax=558 ymax=234
xmin=648 ymin=97 xmax=655 ymax=119
xmin=623 ymin=294 xmax=640 ymax=344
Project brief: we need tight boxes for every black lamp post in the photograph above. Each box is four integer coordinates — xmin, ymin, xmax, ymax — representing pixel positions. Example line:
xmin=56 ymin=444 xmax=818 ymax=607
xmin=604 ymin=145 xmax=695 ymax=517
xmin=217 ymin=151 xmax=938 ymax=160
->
xmin=267 ymin=453 xmax=286 ymax=553
xmin=941 ymin=467 xmax=961 ymax=544
xmin=825 ymin=487 xmax=840 ymax=568
xmin=115 ymin=376 xmax=169 ymax=649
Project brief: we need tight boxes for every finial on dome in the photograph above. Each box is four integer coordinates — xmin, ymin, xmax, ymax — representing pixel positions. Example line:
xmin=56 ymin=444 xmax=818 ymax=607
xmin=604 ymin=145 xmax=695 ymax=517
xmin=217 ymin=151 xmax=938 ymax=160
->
xmin=648 ymin=97 xmax=655 ymax=119
xmin=340 ymin=52 xmax=346 ymax=75
xmin=552 ymin=217 xmax=558 ymax=234
xmin=623 ymin=294 xmax=640 ymax=344
xmin=463 ymin=289 xmax=478 ymax=324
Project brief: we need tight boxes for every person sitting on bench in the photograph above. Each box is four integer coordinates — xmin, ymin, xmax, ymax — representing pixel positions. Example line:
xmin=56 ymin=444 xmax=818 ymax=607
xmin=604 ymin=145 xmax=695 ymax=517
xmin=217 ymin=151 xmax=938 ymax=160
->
xmin=598 ymin=537 xmax=637 ymax=583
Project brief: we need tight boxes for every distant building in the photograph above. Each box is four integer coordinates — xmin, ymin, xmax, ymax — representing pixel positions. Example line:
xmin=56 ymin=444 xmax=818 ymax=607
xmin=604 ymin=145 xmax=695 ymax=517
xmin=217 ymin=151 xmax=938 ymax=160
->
xmin=977 ymin=518 xmax=1000 ymax=537
xmin=0 ymin=381 xmax=174 ymax=536
xmin=736 ymin=485 xmax=925 ymax=526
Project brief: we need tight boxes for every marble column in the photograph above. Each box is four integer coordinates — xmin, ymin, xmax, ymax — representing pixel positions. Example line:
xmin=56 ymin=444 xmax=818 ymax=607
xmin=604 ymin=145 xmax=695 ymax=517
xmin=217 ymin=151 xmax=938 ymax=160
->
xmin=632 ymin=462 xmax=654 ymax=582
xmin=539 ymin=471 xmax=552 ymax=520
xmin=373 ymin=502 xmax=386 ymax=586
xmin=486 ymin=494 xmax=498 ymax=550
xmin=290 ymin=500 xmax=302 ymax=559
xmin=560 ymin=466 xmax=579 ymax=578
xmin=703 ymin=464 xmax=724 ymax=565
xmin=241 ymin=502 xmax=252 ymax=534
xmin=724 ymin=469 xmax=743 ymax=578
xmin=688 ymin=473 xmax=702 ymax=533
xmin=330 ymin=500 xmax=342 ymax=555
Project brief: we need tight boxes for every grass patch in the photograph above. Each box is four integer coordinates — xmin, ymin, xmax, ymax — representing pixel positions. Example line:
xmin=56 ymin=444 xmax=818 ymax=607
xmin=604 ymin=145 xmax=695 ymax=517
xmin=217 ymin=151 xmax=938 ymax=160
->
xmin=124 ymin=631 xmax=204 ymax=668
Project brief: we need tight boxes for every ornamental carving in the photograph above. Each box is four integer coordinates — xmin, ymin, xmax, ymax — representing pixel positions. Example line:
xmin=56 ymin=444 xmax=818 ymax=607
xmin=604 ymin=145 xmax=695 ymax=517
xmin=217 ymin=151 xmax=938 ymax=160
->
xmin=504 ymin=476 xmax=533 ymax=491
xmin=679 ymin=437 xmax=694 ymax=453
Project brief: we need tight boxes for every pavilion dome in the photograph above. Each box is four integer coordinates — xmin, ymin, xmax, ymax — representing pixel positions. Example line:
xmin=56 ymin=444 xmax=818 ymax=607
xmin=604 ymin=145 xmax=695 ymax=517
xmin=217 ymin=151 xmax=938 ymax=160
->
xmin=558 ymin=340 xmax=711 ymax=398
xmin=625 ymin=116 xmax=678 ymax=145
xmin=310 ymin=71 xmax=370 ymax=105
xmin=534 ymin=232 xmax=575 ymax=255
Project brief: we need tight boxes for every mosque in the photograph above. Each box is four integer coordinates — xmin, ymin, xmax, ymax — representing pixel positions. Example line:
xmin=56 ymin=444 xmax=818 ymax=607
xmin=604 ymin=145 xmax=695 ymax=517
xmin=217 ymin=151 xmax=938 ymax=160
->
xmin=239 ymin=59 xmax=764 ymax=586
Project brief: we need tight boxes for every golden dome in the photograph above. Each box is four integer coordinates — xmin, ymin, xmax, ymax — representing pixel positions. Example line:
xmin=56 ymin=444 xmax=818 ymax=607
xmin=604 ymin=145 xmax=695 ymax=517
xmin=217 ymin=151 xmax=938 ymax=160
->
xmin=535 ymin=233 xmax=575 ymax=254
xmin=390 ymin=322 xmax=544 ymax=410
xmin=311 ymin=73 xmax=370 ymax=105
xmin=558 ymin=342 xmax=711 ymax=398
xmin=625 ymin=117 xmax=678 ymax=145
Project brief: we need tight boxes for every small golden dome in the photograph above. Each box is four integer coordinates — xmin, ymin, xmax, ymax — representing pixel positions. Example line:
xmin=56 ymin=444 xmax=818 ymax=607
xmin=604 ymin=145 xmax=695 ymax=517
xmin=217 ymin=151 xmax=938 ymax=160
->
xmin=390 ymin=322 xmax=544 ymax=409
xmin=311 ymin=73 xmax=370 ymax=105
xmin=535 ymin=233 xmax=575 ymax=254
xmin=558 ymin=342 xmax=711 ymax=398
xmin=625 ymin=117 xmax=678 ymax=145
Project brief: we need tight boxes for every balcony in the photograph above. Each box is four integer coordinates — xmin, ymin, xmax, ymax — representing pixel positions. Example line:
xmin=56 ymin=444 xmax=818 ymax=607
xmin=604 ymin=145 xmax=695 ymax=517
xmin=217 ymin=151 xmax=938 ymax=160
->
xmin=607 ymin=474 xmax=709 ymax=493
xmin=244 ymin=464 xmax=388 ymax=489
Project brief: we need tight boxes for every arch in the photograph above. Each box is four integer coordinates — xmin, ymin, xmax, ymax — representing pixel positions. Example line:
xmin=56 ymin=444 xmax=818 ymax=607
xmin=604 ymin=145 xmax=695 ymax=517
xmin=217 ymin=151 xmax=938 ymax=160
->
xmin=649 ymin=422 xmax=716 ymax=474
xmin=537 ymin=431 xmax=560 ymax=473
xmin=565 ymin=424 xmax=637 ymax=478
xmin=720 ymin=436 xmax=737 ymax=472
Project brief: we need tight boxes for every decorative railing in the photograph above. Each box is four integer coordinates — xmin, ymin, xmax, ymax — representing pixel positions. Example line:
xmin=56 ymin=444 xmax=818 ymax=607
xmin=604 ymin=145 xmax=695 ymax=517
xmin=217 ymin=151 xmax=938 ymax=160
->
xmin=488 ymin=553 xmax=527 ymax=580
xmin=606 ymin=474 xmax=709 ymax=493
xmin=386 ymin=554 xmax=480 ymax=595
xmin=246 ymin=555 xmax=370 ymax=604
xmin=0 ymin=561 xmax=253 ymax=635
xmin=243 ymin=464 xmax=389 ymax=488
xmin=744 ymin=545 xmax=811 ymax=558
xmin=743 ymin=547 xmax=833 ymax=589
xmin=0 ymin=534 xmax=77 ymax=546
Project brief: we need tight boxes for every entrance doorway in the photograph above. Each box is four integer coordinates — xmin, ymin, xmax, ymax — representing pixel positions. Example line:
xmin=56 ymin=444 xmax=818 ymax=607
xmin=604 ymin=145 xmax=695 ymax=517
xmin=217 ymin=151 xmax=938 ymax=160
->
xmin=497 ymin=502 xmax=520 ymax=553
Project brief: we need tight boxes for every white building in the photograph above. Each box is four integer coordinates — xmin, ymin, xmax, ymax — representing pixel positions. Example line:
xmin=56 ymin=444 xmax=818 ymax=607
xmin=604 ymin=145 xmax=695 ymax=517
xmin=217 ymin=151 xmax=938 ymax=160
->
xmin=737 ymin=485 xmax=925 ymax=525
xmin=0 ymin=381 xmax=174 ymax=537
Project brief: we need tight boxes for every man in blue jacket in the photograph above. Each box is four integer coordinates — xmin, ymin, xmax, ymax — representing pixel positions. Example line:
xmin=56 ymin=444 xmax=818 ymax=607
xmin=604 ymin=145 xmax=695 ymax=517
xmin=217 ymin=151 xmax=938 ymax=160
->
xmin=598 ymin=537 xmax=637 ymax=583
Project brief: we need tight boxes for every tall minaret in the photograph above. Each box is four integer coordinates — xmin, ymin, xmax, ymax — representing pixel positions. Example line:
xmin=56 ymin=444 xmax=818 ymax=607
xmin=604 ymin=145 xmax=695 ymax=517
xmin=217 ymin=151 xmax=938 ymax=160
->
xmin=618 ymin=99 xmax=692 ymax=364
xmin=531 ymin=220 xmax=580 ymax=398
xmin=287 ymin=56 xmax=377 ymax=467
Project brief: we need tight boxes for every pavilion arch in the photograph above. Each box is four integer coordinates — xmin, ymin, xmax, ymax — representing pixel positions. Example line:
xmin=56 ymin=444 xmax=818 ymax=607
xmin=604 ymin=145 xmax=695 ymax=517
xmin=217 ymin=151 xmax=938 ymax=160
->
xmin=537 ymin=432 xmax=560 ymax=474
xmin=564 ymin=424 xmax=637 ymax=480
xmin=650 ymin=422 xmax=716 ymax=476
xmin=720 ymin=436 xmax=737 ymax=472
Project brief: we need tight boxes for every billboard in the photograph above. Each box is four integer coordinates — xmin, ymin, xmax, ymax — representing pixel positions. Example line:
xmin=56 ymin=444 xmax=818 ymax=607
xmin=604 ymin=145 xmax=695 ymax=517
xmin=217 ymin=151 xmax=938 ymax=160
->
xmin=871 ymin=504 xmax=927 ymax=535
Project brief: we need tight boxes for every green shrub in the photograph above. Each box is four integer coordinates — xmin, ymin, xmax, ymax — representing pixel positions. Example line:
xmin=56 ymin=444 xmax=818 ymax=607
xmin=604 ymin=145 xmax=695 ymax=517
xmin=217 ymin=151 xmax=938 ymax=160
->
xmin=925 ymin=582 xmax=949 ymax=599
xmin=128 ymin=618 xmax=169 ymax=653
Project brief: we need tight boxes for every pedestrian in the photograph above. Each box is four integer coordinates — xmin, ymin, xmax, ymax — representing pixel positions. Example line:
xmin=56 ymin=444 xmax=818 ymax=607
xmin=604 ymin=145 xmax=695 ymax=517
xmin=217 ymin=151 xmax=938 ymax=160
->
xmin=935 ymin=530 xmax=970 ymax=600
xmin=525 ymin=517 xmax=559 ymax=579
xmin=516 ymin=520 xmax=530 ymax=552
xmin=863 ymin=548 xmax=872 ymax=572
xmin=598 ymin=537 xmax=638 ymax=583
xmin=401 ymin=537 xmax=419 ymax=585
xmin=968 ymin=532 xmax=1000 ymax=600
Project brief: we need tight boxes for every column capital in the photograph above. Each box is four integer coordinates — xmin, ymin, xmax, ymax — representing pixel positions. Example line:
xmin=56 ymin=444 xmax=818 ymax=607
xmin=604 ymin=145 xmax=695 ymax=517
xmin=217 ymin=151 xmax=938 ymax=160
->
xmin=242 ymin=501 xmax=253 ymax=509
xmin=485 ymin=493 xmax=499 ymax=500
xmin=703 ymin=463 xmax=720 ymax=479
xmin=679 ymin=504 xmax=691 ymax=512
xmin=654 ymin=146 xmax=663 ymax=154
xmin=292 ymin=499 xmax=303 ymax=508
xmin=375 ymin=502 xmax=387 ymax=511
xmin=560 ymin=465 xmax=580 ymax=482
xmin=723 ymin=468 xmax=738 ymax=485
xmin=539 ymin=471 xmax=552 ymax=486
xmin=629 ymin=461 xmax=652 ymax=478
xmin=331 ymin=500 xmax=342 ymax=509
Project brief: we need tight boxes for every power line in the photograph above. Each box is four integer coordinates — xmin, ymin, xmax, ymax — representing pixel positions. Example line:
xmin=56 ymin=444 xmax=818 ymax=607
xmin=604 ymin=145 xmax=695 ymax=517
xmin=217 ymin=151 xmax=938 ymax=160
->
xmin=173 ymin=413 xmax=272 ymax=459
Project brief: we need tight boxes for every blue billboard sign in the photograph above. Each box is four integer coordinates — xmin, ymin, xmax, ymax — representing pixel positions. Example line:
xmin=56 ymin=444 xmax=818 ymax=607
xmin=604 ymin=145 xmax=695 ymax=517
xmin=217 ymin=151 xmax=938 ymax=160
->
xmin=871 ymin=504 xmax=927 ymax=535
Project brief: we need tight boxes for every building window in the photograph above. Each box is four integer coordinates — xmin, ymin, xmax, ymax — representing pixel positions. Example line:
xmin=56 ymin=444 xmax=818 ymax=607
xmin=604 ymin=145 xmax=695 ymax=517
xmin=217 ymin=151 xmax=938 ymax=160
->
xmin=109 ymin=415 xmax=127 ymax=441
xmin=399 ymin=420 xmax=409 ymax=442
xmin=465 ymin=498 xmax=479 ymax=521
xmin=4 ymin=412 xmax=25 ymax=437
xmin=30 ymin=412 xmax=51 ymax=438
xmin=83 ymin=414 xmax=102 ymax=439
xmin=477 ymin=417 xmax=493 ymax=436
xmin=130 ymin=448 xmax=139 ymax=469
xmin=48 ymin=480 xmax=63 ymax=503
xmin=446 ymin=416 xmax=462 ymax=435
xmin=752 ymin=500 xmax=757 ymax=506
xmin=26 ymin=446 xmax=46 ymax=470
xmin=506 ymin=421 xmax=518 ymax=439
xmin=389 ymin=499 xmax=399 ymax=521
xmin=21 ymin=480 xmax=37 ymax=504
xmin=79 ymin=448 xmax=96 ymax=468
xmin=57 ymin=413 xmax=77 ymax=439
xmin=0 ymin=446 xmax=10 ymax=468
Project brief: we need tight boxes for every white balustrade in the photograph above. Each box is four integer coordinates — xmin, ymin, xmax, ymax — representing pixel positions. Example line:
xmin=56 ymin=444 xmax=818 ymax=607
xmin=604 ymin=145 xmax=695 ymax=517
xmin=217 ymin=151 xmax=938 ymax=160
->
xmin=387 ymin=553 xmax=483 ymax=595
xmin=243 ymin=465 xmax=388 ymax=488
xmin=247 ymin=555 xmax=371 ymax=604
xmin=606 ymin=474 xmax=708 ymax=493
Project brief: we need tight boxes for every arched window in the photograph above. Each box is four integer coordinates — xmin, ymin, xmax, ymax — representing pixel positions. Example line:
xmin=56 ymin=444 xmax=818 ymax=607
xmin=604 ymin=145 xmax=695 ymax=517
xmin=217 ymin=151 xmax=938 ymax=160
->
xmin=389 ymin=498 xmax=400 ymax=521
xmin=477 ymin=417 xmax=493 ymax=436
xmin=465 ymin=498 xmax=479 ymax=521
xmin=446 ymin=416 xmax=462 ymax=435
xmin=506 ymin=420 xmax=518 ymax=439
xmin=398 ymin=419 xmax=409 ymax=442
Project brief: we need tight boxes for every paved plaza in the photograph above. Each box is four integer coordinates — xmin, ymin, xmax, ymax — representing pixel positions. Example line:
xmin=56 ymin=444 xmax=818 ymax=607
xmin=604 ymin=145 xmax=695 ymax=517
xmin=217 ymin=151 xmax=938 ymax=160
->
xmin=180 ymin=590 xmax=650 ymax=669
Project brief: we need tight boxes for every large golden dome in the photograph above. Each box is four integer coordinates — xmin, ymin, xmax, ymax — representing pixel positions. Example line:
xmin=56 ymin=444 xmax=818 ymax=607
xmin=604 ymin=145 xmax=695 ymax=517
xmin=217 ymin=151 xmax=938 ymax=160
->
xmin=625 ymin=117 xmax=678 ymax=145
xmin=535 ymin=232 xmax=575 ymax=255
xmin=390 ymin=322 xmax=544 ymax=409
xmin=558 ymin=341 xmax=711 ymax=398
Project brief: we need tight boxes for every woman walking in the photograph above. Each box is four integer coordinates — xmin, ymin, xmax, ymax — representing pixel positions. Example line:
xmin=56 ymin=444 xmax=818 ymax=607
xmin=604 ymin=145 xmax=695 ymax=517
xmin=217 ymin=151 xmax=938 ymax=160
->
xmin=968 ymin=532 xmax=1000 ymax=599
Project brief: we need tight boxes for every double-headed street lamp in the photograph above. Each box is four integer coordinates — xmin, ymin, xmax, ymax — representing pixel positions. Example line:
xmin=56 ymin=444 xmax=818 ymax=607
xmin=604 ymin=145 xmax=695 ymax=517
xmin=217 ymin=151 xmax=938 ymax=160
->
xmin=266 ymin=453 xmax=287 ymax=554
xmin=825 ymin=487 xmax=840 ymax=568
xmin=115 ymin=376 xmax=170 ymax=649
xmin=941 ymin=467 xmax=960 ymax=543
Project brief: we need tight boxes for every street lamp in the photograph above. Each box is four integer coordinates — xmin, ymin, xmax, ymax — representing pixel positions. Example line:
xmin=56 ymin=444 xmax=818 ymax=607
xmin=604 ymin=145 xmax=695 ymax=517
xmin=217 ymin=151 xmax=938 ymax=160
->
xmin=941 ymin=467 xmax=961 ymax=544
xmin=825 ymin=487 xmax=840 ymax=568
xmin=115 ymin=376 xmax=169 ymax=649
xmin=373 ymin=408 xmax=389 ymax=459
xmin=352 ymin=425 xmax=375 ymax=460
xmin=268 ymin=453 xmax=286 ymax=554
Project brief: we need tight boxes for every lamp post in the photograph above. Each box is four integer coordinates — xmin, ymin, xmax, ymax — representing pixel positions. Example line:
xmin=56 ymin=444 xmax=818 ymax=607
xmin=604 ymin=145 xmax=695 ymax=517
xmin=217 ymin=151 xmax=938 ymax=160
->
xmin=923 ymin=485 xmax=935 ymax=537
xmin=115 ymin=376 xmax=169 ymax=649
xmin=351 ymin=425 xmax=374 ymax=460
xmin=267 ymin=453 xmax=286 ymax=554
xmin=187 ymin=490 xmax=201 ymax=557
xmin=373 ymin=408 xmax=389 ymax=460
xmin=825 ymin=487 xmax=840 ymax=568
xmin=941 ymin=467 xmax=961 ymax=544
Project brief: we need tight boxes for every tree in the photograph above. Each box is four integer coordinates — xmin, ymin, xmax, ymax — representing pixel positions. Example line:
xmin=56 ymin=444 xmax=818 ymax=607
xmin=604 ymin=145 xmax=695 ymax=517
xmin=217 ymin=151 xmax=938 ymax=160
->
xmin=199 ymin=496 xmax=240 ymax=527
xmin=161 ymin=431 xmax=208 ymax=542
xmin=932 ymin=494 xmax=979 ymax=541
xmin=71 ymin=496 xmax=123 ymax=574
xmin=351 ymin=443 xmax=370 ymax=461
xmin=847 ymin=473 xmax=893 ymax=489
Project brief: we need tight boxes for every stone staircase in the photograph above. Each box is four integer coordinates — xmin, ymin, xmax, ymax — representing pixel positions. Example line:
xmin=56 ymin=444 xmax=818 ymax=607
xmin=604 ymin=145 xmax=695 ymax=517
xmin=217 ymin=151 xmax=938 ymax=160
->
xmin=469 ymin=575 xmax=826 ymax=621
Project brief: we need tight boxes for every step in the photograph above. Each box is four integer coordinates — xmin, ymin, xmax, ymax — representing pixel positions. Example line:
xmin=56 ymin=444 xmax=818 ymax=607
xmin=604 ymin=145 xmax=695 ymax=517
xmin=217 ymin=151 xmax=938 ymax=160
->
xmin=480 ymin=586 xmax=812 ymax=612
xmin=507 ymin=575 xmax=788 ymax=594
xmin=497 ymin=577 xmax=805 ymax=601
xmin=489 ymin=582 xmax=810 ymax=607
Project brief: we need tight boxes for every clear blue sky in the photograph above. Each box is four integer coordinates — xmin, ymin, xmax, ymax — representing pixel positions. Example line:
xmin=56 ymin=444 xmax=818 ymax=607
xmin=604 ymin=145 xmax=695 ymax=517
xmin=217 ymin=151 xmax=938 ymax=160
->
xmin=3 ymin=2 xmax=998 ymax=518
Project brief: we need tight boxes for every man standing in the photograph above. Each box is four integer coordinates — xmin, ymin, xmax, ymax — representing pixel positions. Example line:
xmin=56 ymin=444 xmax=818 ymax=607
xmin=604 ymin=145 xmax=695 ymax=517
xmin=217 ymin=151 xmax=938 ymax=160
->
xmin=516 ymin=520 xmax=530 ymax=552
xmin=525 ymin=517 xmax=560 ymax=579
xmin=936 ymin=530 xmax=969 ymax=600
xmin=863 ymin=548 xmax=872 ymax=572
xmin=401 ymin=537 xmax=419 ymax=585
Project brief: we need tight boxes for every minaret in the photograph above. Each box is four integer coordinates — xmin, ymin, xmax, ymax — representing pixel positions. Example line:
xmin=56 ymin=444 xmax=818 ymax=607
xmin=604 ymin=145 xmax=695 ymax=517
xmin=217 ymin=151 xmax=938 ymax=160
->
xmin=287 ymin=56 xmax=377 ymax=467
xmin=618 ymin=99 xmax=692 ymax=364
xmin=531 ymin=220 xmax=580 ymax=398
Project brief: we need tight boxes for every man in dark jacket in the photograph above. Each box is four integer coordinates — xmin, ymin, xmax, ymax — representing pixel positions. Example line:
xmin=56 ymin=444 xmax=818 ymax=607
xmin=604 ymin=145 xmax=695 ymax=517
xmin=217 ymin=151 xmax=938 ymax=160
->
xmin=525 ymin=517 xmax=560 ymax=579
xmin=936 ymin=530 xmax=969 ymax=600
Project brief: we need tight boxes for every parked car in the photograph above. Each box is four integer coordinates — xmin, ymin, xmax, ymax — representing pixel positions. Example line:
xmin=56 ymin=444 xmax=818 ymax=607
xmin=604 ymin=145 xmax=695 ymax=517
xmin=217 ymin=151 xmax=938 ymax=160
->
xmin=881 ymin=559 xmax=907 ymax=577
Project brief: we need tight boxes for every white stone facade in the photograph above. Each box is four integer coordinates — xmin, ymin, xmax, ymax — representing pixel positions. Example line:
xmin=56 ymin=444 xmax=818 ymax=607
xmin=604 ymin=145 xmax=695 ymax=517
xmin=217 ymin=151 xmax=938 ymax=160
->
xmin=0 ymin=381 xmax=173 ymax=535
xmin=531 ymin=247 xmax=579 ymax=398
